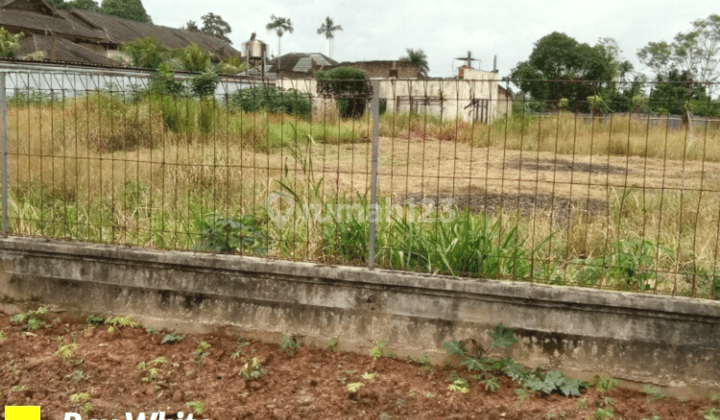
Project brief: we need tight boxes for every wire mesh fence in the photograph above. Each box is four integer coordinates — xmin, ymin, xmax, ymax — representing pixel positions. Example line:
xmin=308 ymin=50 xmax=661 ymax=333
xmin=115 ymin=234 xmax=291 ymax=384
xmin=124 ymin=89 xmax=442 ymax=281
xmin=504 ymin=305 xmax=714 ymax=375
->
xmin=1 ymin=67 xmax=720 ymax=300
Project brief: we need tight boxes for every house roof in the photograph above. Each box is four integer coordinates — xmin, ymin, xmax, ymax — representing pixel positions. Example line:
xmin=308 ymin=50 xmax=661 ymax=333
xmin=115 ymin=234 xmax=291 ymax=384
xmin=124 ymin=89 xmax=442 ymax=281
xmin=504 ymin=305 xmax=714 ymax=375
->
xmin=18 ymin=32 xmax=118 ymax=65
xmin=266 ymin=53 xmax=338 ymax=74
xmin=72 ymin=10 xmax=240 ymax=59
xmin=1 ymin=0 xmax=240 ymax=61
xmin=0 ymin=8 xmax=106 ymax=41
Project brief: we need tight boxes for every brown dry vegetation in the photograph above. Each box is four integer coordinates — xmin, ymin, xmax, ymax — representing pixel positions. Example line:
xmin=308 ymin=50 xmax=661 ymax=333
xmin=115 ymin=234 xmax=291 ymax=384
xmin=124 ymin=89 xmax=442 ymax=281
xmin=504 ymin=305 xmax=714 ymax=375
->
xmin=4 ymin=96 xmax=720 ymax=298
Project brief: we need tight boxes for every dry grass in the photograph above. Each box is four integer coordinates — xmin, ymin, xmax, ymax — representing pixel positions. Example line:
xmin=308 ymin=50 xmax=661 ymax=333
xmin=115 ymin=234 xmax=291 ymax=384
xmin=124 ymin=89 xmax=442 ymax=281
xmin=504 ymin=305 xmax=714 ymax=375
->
xmin=4 ymin=98 xmax=720 ymax=298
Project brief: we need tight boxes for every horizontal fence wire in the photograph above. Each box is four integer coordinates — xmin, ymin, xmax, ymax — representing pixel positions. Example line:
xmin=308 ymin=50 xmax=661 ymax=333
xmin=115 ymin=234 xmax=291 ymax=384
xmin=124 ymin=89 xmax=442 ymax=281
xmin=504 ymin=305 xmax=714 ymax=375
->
xmin=1 ymin=66 xmax=719 ymax=301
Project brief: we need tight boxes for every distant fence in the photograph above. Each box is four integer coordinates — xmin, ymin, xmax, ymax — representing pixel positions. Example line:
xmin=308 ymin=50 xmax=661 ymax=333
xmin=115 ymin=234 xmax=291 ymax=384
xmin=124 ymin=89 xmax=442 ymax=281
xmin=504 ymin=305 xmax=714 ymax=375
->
xmin=1 ymin=68 xmax=720 ymax=301
xmin=0 ymin=61 xmax=266 ymax=102
xmin=541 ymin=112 xmax=720 ymax=130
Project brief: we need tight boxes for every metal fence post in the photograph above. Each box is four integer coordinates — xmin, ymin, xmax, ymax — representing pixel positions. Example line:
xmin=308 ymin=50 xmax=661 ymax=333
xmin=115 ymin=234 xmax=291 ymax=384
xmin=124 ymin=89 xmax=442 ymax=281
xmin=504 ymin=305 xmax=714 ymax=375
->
xmin=1 ymin=72 xmax=7 ymax=237
xmin=369 ymin=80 xmax=380 ymax=269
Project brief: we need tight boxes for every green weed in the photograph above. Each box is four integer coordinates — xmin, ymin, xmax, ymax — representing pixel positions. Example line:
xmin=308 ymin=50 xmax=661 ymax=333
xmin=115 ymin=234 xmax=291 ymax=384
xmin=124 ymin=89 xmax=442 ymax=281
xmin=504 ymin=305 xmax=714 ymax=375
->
xmin=279 ymin=335 xmax=300 ymax=356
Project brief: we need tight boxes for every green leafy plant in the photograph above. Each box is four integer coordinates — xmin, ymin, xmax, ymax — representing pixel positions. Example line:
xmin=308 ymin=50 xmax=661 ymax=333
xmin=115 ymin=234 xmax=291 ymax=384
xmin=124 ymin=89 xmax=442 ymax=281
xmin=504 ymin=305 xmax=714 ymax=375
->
xmin=488 ymin=324 xmax=520 ymax=349
xmin=162 ymin=332 xmax=185 ymax=344
xmin=595 ymin=406 xmax=615 ymax=419
xmin=0 ymin=330 xmax=6 ymax=342
xmin=105 ymin=316 xmax=139 ymax=333
xmin=361 ymin=372 xmax=378 ymax=381
xmin=85 ymin=314 xmax=105 ymax=325
xmin=11 ymin=306 xmax=48 ymax=330
xmin=481 ymin=377 xmax=501 ymax=393
xmin=441 ymin=340 xmax=465 ymax=357
xmin=595 ymin=375 xmax=620 ymax=394
xmin=230 ymin=86 xmax=311 ymax=119
xmin=370 ymin=340 xmax=387 ymax=361
xmin=327 ymin=338 xmax=339 ymax=352
xmin=70 ymin=392 xmax=92 ymax=416
xmin=704 ymin=408 xmax=720 ymax=420
xmin=315 ymin=66 xmax=372 ymax=118
xmin=445 ymin=371 xmax=470 ymax=394
xmin=11 ymin=385 xmax=28 ymax=393
xmin=279 ymin=335 xmax=300 ymax=356
xmin=193 ymin=341 xmax=212 ymax=361
xmin=523 ymin=370 xmax=585 ymax=397
xmin=641 ymin=386 xmax=665 ymax=402
xmin=347 ymin=382 xmax=364 ymax=393
xmin=186 ymin=401 xmax=206 ymax=416
xmin=0 ymin=27 xmax=24 ymax=58
xmin=65 ymin=370 xmax=90 ymax=386
xmin=56 ymin=343 xmax=78 ymax=360
xmin=231 ymin=337 xmax=250 ymax=359
xmin=239 ymin=357 xmax=266 ymax=380
xmin=193 ymin=213 xmax=267 ymax=255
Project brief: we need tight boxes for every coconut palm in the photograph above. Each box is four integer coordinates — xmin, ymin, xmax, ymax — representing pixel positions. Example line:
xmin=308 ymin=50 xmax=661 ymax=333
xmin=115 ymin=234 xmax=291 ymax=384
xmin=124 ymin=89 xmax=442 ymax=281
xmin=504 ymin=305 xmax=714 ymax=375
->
xmin=266 ymin=15 xmax=294 ymax=71
xmin=0 ymin=28 xmax=23 ymax=58
xmin=399 ymin=48 xmax=430 ymax=78
xmin=317 ymin=16 xmax=342 ymax=58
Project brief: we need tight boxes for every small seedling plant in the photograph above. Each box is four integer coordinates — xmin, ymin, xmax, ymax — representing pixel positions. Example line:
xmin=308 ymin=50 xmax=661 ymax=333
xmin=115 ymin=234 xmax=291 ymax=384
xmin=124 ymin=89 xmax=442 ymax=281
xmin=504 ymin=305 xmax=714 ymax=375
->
xmin=192 ymin=342 xmax=212 ymax=363
xmin=104 ymin=316 xmax=139 ymax=333
xmin=370 ymin=340 xmax=386 ymax=361
xmin=162 ymin=331 xmax=185 ymax=344
xmin=70 ymin=392 xmax=93 ymax=416
xmin=186 ymin=401 xmax=206 ymax=416
xmin=239 ymin=357 xmax=266 ymax=380
xmin=11 ymin=306 xmax=48 ymax=330
xmin=279 ymin=335 xmax=300 ymax=356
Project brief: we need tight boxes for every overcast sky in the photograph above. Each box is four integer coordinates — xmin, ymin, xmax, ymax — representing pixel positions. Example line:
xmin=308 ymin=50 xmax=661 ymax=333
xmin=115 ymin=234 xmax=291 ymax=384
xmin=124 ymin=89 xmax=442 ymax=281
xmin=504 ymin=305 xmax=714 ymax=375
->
xmin=144 ymin=0 xmax=717 ymax=79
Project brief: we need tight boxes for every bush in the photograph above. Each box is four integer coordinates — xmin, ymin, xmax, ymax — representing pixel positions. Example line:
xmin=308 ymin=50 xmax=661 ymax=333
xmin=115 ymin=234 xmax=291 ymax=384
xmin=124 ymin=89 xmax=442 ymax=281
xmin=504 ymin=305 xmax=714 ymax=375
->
xmin=189 ymin=70 xmax=219 ymax=98
xmin=230 ymin=86 xmax=311 ymax=119
xmin=148 ymin=64 xmax=184 ymax=97
xmin=315 ymin=66 xmax=372 ymax=118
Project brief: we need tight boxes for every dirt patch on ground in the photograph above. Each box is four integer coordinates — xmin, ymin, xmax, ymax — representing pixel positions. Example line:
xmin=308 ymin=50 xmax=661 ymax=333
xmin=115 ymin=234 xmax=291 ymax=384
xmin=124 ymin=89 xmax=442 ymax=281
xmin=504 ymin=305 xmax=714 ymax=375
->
xmin=1 ymin=310 xmax=716 ymax=420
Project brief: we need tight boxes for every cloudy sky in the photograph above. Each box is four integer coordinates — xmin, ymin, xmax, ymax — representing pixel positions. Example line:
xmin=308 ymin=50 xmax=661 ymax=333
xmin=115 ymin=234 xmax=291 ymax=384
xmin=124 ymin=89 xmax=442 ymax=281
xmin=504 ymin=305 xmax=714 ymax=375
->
xmin=144 ymin=0 xmax=717 ymax=79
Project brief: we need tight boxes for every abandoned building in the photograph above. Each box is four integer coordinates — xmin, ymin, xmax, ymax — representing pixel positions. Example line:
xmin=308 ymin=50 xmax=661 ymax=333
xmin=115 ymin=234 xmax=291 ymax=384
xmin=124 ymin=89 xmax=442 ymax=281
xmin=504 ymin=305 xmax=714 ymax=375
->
xmin=0 ymin=0 xmax=239 ymax=66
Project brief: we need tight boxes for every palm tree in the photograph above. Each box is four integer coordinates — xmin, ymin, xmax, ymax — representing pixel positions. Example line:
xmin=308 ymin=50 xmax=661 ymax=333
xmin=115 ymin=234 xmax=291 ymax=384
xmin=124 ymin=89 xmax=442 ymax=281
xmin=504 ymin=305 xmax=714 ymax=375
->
xmin=317 ymin=16 xmax=342 ymax=58
xmin=399 ymin=48 xmax=430 ymax=78
xmin=266 ymin=15 xmax=293 ymax=72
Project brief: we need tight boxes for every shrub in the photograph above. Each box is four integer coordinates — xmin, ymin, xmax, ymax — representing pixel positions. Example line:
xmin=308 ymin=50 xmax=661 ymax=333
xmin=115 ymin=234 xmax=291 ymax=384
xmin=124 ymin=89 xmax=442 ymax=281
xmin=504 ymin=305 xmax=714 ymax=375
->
xmin=189 ymin=70 xmax=219 ymax=98
xmin=230 ymin=86 xmax=311 ymax=119
xmin=148 ymin=64 xmax=185 ymax=97
xmin=315 ymin=66 xmax=372 ymax=118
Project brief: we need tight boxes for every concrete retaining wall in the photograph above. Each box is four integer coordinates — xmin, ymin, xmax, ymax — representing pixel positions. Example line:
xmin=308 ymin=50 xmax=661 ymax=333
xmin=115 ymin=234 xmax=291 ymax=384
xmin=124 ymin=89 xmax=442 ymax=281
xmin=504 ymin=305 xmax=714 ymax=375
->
xmin=1 ymin=237 xmax=719 ymax=398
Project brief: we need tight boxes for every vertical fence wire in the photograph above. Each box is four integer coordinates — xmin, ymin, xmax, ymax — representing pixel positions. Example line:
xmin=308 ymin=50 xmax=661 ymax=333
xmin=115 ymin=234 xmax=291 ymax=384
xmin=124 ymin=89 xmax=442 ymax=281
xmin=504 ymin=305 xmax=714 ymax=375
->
xmin=1 ymin=64 xmax=719 ymax=300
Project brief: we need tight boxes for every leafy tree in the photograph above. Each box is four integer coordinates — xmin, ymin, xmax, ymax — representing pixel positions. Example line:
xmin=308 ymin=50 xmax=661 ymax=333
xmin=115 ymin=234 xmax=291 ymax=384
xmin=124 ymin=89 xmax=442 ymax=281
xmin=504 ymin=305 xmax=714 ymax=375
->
xmin=315 ymin=66 xmax=372 ymax=118
xmin=218 ymin=56 xmax=247 ymax=75
xmin=200 ymin=13 xmax=232 ymax=42
xmin=176 ymin=43 xmax=211 ymax=73
xmin=317 ymin=16 xmax=342 ymax=58
xmin=510 ymin=32 xmax=619 ymax=112
xmin=648 ymin=69 xmax=714 ymax=116
xmin=183 ymin=21 xmax=199 ymax=32
xmin=399 ymin=48 xmax=429 ymax=78
xmin=0 ymin=28 xmax=23 ymax=58
xmin=266 ymin=15 xmax=293 ymax=69
xmin=638 ymin=14 xmax=720 ymax=93
xmin=119 ymin=36 xmax=169 ymax=69
xmin=49 ymin=0 xmax=99 ymax=10
xmin=100 ymin=0 xmax=151 ymax=23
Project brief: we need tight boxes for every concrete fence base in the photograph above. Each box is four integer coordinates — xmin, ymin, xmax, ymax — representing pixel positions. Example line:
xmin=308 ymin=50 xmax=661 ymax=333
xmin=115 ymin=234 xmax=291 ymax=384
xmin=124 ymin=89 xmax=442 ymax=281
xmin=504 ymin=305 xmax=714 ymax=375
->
xmin=1 ymin=237 xmax=719 ymax=398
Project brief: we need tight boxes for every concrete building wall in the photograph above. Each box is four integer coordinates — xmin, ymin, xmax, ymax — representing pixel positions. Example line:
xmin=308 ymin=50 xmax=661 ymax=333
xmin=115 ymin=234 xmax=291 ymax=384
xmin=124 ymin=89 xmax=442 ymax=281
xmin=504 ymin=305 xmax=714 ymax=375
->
xmin=278 ymin=73 xmax=500 ymax=123
xmin=1 ymin=237 xmax=719 ymax=398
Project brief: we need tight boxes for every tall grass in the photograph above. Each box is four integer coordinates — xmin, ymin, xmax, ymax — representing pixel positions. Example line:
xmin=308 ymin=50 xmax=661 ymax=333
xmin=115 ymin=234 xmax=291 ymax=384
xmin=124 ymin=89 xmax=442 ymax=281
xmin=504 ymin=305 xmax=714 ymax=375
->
xmin=3 ymin=92 xmax=720 ymax=299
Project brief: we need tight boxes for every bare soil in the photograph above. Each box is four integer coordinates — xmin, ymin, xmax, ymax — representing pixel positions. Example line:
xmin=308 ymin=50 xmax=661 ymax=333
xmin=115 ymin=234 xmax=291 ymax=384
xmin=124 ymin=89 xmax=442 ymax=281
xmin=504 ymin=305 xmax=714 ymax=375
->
xmin=1 ymin=310 xmax=716 ymax=420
